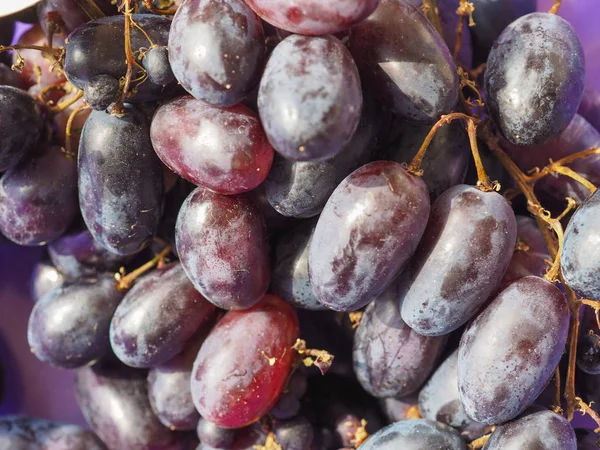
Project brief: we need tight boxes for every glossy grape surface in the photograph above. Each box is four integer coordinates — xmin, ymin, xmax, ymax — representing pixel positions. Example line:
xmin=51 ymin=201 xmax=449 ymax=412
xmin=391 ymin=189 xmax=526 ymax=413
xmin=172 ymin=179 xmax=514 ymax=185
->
xmin=258 ymin=34 xmax=362 ymax=162
xmin=359 ymin=419 xmax=466 ymax=450
xmin=353 ymin=280 xmax=446 ymax=398
xmin=577 ymin=332 xmax=600 ymax=375
xmin=0 ymin=145 xmax=78 ymax=246
xmin=110 ymin=262 xmax=216 ymax=368
xmin=168 ymin=0 xmax=266 ymax=106
xmin=485 ymin=12 xmax=585 ymax=146
xmin=143 ymin=46 xmax=176 ymax=86
xmin=0 ymin=86 xmax=43 ymax=172
xmin=349 ymin=0 xmax=458 ymax=122
xmin=272 ymin=416 xmax=314 ymax=450
xmin=191 ymin=295 xmax=299 ymax=428
xmin=150 ymin=96 xmax=273 ymax=194
xmin=308 ymin=161 xmax=430 ymax=311
xmin=561 ymin=189 xmax=600 ymax=299
xmin=30 ymin=261 xmax=66 ymax=303
xmin=79 ymin=106 xmax=164 ymax=256
xmin=400 ymin=185 xmax=516 ymax=336
xmin=482 ymin=410 xmax=576 ymax=450
xmin=28 ymin=274 xmax=123 ymax=369
xmin=196 ymin=418 xmax=236 ymax=448
xmin=175 ymin=188 xmax=269 ymax=310
xmin=458 ymin=276 xmax=570 ymax=424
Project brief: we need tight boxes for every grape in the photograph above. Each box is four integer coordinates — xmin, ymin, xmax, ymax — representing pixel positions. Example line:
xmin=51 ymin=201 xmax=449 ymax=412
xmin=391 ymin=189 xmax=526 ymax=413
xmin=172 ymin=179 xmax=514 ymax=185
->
xmin=561 ymin=189 xmax=600 ymax=299
xmin=438 ymin=0 xmax=472 ymax=68
xmin=353 ymin=279 xmax=446 ymax=398
xmin=243 ymin=0 xmax=380 ymax=35
xmin=577 ymin=332 xmax=600 ymax=375
xmin=263 ymin=94 xmax=383 ymax=218
xmin=0 ymin=416 xmax=107 ymax=450
xmin=258 ymin=34 xmax=362 ymax=162
xmin=28 ymin=274 xmax=123 ymax=369
xmin=83 ymin=75 xmax=121 ymax=111
xmin=64 ymin=15 xmax=178 ymax=103
xmin=270 ymin=370 xmax=308 ymax=420
xmin=469 ymin=0 xmax=536 ymax=65
xmin=196 ymin=419 xmax=237 ymax=448
xmin=191 ymin=295 xmax=299 ymax=428
xmin=482 ymin=410 xmax=576 ymax=450
xmin=168 ymin=0 xmax=266 ymax=106
xmin=30 ymin=261 xmax=66 ymax=303
xmin=349 ymin=0 xmax=458 ymax=122
xmin=579 ymin=87 xmax=600 ymax=132
xmin=308 ymin=161 xmax=430 ymax=311
xmin=499 ymin=215 xmax=550 ymax=291
xmin=359 ymin=419 xmax=466 ymax=450
xmin=150 ymin=96 xmax=274 ymax=195
xmin=175 ymin=188 xmax=269 ymax=310
xmin=0 ymin=86 xmax=43 ymax=172
xmin=383 ymin=119 xmax=470 ymax=201
xmin=142 ymin=46 xmax=175 ymax=86
xmin=418 ymin=350 xmax=482 ymax=432
xmin=110 ymin=262 xmax=216 ymax=368
xmin=38 ymin=0 xmax=116 ymax=35
xmin=273 ymin=416 xmax=314 ymax=450
xmin=400 ymin=185 xmax=516 ymax=336
xmin=270 ymin=219 xmax=326 ymax=311
xmin=458 ymin=276 xmax=570 ymax=424
xmin=78 ymin=106 xmax=164 ymax=256
xmin=0 ymin=64 xmax=24 ymax=89
xmin=485 ymin=12 xmax=585 ymax=146
xmin=149 ymin=328 xmax=210 ymax=430
xmin=76 ymin=362 xmax=185 ymax=450
xmin=0 ymin=145 xmax=78 ymax=246
xmin=379 ymin=396 xmax=419 ymax=424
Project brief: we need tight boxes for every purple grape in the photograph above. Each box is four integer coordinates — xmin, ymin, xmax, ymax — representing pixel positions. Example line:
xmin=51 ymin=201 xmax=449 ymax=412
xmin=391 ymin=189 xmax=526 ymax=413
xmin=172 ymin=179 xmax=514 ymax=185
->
xmin=379 ymin=396 xmax=419 ymax=424
xmin=48 ymin=230 xmax=134 ymax=279
xmin=38 ymin=0 xmax=116 ymax=35
xmin=78 ymin=106 xmax=164 ymax=256
xmin=76 ymin=362 xmax=186 ymax=450
xmin=0 ymin=415 xmax=107 ymax=450
xmin=273 ymin=416 xmax=314 ymax=450
xmin=577 ymin=332 xmax=600 ymax=375
xmin=349 ymin=0 xmax=458 ymax=122
xmin=30 ymin=261 xmax=66 ymax=303
xmin=258 ymin=34 xmax=362 ymax=162
xmin=482 ymin=410 xmax=576 ymax=450
xmin=308 ymin=161 xmax=430 ymax=311
xmin=0 ymin=145 xmax=78 ymax=246
xmin=175 ymin=188 xmax=269 ymax=310
xmin=196 ymin=419 xmax=236 ymax=448
xmin=244 ymin=0 xmax=380 ymax=35
xmin=359 ymin=419 xmax=466 ymax=450
xmin=168 ymin=0 xmax=266 ymax=106
xmin=579 ymin=87 xmax=600 ymax=132
xmin=270 ymin=370 xmax=308 ymax=420
xmin=150 ymin=96 xmax=274 ymax=195
xmin=110 ymin=262 xmax=216 ymax=368
xmin=458 ymin=276 xmax=570 ymax=424
xmin=27 ymin=274 xmax=123 ymax=369
xmin=400 ymin=185 xmax=517 ymax=336
xmin=142 ymin=46 xmax=176 ymax=86
xmin=353 ymin=279 xmax=446 ymax=398
xmin=561 ymin=189 xmax=600 ymax=299
xmin=485 ymin=12 xmax=585 ymax=146
xmin=0 ymin=86 xmax=43 ymax=172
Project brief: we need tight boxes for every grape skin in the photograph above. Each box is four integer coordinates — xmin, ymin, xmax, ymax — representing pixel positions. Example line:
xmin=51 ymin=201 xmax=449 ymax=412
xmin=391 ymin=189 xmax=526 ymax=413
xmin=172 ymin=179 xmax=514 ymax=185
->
xmin=458 ymin=276 xmax=570 ymax=425
xmin=110 ymin=262 xmax=216 ymax=368
xmin=168 ymin=0 xmax=266 ymax=106
xmin=482 ymin=410 xmax=576 ymax=450
xmin=359 ymin=419 xmax=466 ymax=450
xmin=175 ymin=188 xmax=270 ymax=310
xmin=244 ymin=0 xmax=380 ymax=35
xmin=349 ymin=0 xmax=458 ymax=122
xmin=196 ymin=418 xmax=236 ymax=448
xmin=353 ymin=279 xmax=446 ymax=398
xmin=191 ymin=295 xmax=299 ymax=429
xmin=30 ymin=261 xmax=66 ymax=303
xmin=258 ymin=34 xmax=362 ymax=162
xmin=308 ymin=161 xmax=430 ymax=311
xmin=400 ymin=185 xmax=517 ymax=336
xmin=273 ymin=416 xmax=314 ymax=450
xmin=485 ymin=12 xmax=585 ymax=146
xmin=150 ymin=96 xmax=274 ymax=195
xmin=561 ymin=189 xmax=600 ymax=299
xmin=78 ymin=106 xmax=164 ymax=256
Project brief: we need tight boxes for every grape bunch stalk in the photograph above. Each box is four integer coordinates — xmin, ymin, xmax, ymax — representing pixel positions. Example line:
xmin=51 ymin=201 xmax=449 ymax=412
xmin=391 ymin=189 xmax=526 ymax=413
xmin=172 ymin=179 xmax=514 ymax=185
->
xmin=0 ymin=0 xmax=600 ymax=449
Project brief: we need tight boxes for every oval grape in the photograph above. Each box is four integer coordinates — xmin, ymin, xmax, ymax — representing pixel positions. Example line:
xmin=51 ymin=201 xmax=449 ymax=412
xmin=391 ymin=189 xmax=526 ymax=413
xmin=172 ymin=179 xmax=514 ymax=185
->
xmin=359 ymin=419 xmax=466 ymax=450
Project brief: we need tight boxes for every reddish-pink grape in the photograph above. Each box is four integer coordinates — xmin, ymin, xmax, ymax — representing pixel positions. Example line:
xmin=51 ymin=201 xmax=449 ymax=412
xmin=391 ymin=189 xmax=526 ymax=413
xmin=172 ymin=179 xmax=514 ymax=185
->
xmin=191 ymin=295 xmax=299 ymax=428
xmin=150 ymin=96 xmax=274 ymax=195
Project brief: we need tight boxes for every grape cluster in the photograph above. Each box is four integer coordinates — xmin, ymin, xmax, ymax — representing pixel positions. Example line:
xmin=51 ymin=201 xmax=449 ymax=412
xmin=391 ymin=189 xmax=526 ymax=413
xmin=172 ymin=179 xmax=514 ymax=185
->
xmin=0 ymin=0 xmax=599 ymax=449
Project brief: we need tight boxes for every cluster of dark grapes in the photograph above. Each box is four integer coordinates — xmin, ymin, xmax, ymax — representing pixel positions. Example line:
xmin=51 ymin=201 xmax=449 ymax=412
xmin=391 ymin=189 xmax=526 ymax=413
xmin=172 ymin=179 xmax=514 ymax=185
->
xmin=0 ymin=0 xmax=599 ymax=448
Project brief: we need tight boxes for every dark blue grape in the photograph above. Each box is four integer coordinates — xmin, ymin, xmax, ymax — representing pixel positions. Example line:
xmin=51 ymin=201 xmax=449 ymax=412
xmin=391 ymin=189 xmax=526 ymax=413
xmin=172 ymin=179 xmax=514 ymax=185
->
xmin=485 ymin=12 xmax=585 ymax=146
xmin=458 ymin=276 xmax=570 ymax=424
xmin=30 ymin=261 xmax=66 ymax=303
xmin=78 ymin=106 xmax=164 ymax=256
xmin=142 ymin=46 xmax=175 ymax=86
xmin=28 ymin=274 xmax=123 ymax=369
xmin=482 ymin=410 xmax=576 ymax=450
xmin=83 ymin=75 xmax=120 ymax=111
xmin=577 ymin=332 xmax=600 ymax=375
xmin=258 ymin=34 xmax=362 ymax=162
xmin=0 ymin=145 xmax=78 ymax=246
xmin=168 ymin=0 xmax=266 ymax=106
xmin=196 ymin=418 xmax=236 ymax=449
xmin=359 ymin=419 xmax=466 ymax=450
xmin=273 ymin=416 xmax=314 ymax=450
